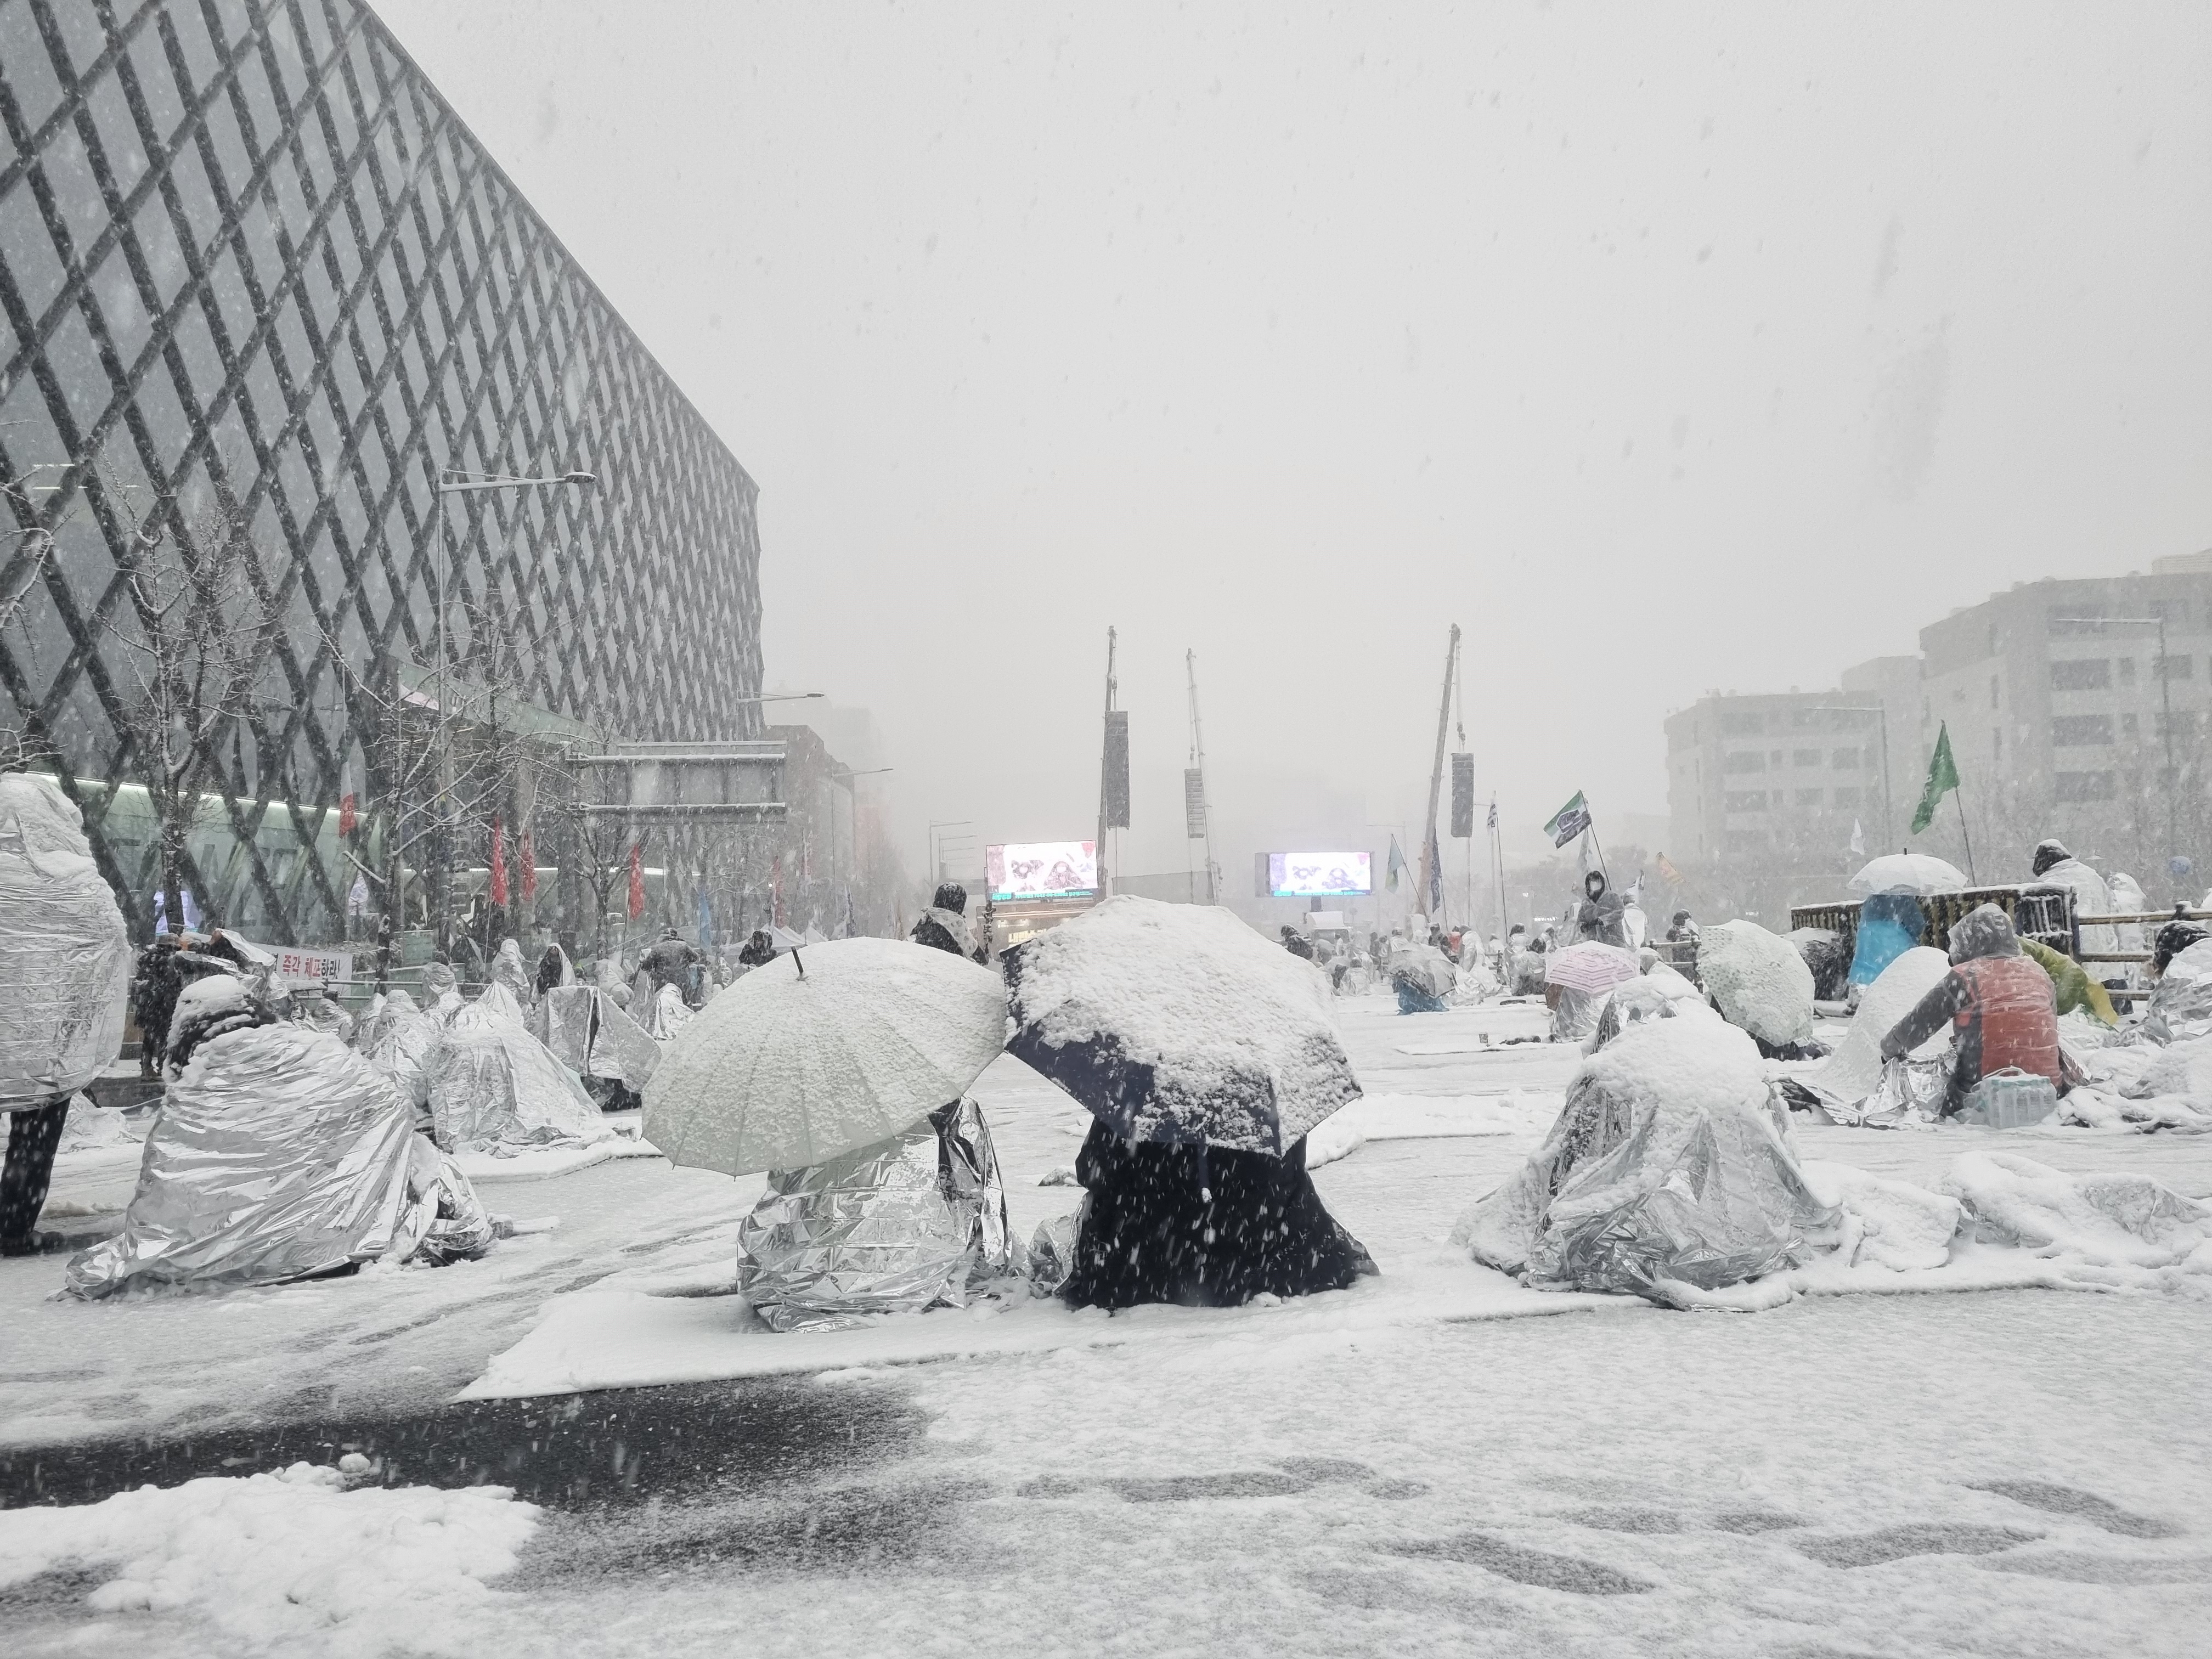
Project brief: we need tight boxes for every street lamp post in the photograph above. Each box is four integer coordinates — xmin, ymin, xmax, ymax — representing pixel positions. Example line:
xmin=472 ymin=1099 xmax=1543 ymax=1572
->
xmin=430 ymin=469 xmax=595 ymax=955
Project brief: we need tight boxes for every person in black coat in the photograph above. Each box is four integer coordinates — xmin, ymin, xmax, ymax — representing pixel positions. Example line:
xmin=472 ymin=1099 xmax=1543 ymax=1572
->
xmin=1057 ymin=1120 xmax=1376 ymax=1310
xmin=1279 ymin=925 xmax=1315 ymax=961
xmin=737 ymin=929 xmax=778 ymax=969
xmin=911 ymin=882 xmax=988 ymax=964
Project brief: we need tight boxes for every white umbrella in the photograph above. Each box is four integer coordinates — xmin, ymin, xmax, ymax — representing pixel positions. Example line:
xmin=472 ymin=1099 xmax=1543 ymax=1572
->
xmin=1847 ymin=853 xmax=1968 ymax=898
xmin=642 ymin=936 xmax=1006 ymax=1176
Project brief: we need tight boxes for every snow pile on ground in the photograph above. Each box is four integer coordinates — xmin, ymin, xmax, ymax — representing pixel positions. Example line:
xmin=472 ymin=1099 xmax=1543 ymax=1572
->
xmin=2123 ymin=1034 xmax=2212 ymax=1099
xmin=0 ymin=1463 xmax=537 ymax=1655
xmin=1304 ymin=1091 xmax=1539 ymax=1168
xmin=2059 ymin=1087 xmax=2212 ymax=1133
xmin=1696 ymin=919 xmax=1816 ymax=1048
xmin=1799 ymin=1159 xmax=1961 ymax=1271
xmin=1944 ymin=1150 xmax=2212 ymax=1273
xmin=1801 ymin=946 xmax=1953 ymax=1107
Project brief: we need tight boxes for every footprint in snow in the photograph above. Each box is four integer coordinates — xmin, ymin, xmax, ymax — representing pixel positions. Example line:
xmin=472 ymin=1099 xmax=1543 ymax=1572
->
xmin=1970 ymin=1480 xmax=2183 ymax=1538
xmin=1795 ymin=1523 xmax=2039 ymax=1568
xmin=1386 ymin=1532 xmax=1654 ymax=1595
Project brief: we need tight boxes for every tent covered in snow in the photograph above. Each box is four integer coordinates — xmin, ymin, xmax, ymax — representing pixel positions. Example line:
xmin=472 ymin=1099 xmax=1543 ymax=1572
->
xmin=1453 ymin=1018 xmax=1838 ymax=1302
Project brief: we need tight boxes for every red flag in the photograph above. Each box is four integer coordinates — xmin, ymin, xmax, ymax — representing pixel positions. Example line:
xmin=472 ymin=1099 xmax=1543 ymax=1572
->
xmin=337 ymin=758 xmax=356 ymax=838
xmin=489 ymin=816 xmax=508 ymax=907
xmin=519 ymin=828 xmax=536 ymax=899
xmin=628 ymin=842 xmax=645 ymax=918
xmin=771 ymin=853 xmax=785 ymax=928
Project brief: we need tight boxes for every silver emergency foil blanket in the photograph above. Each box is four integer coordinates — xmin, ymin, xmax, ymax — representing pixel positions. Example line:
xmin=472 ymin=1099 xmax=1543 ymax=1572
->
xmin=0 ymin=774 xmax=129 ymax=1107
xmin=65 ymin=1024 xmax=490 ymax=1297
xmin=1455 ymin=1020 xmax=1838 ymax=1303
xmin=531 ymin=984 xmax=661 ymax=1090
xmin=428 ymin=998 xmax=611 ymax=1156
xmin=640 ymin=982 xmax=694 ymax=1043
xmin=737 ymin=1096 xmax=1013 ymax=1332
xmin=356 ymin=989 xmax=443 ymax=1121
xmin=2145 ymin=942 xmax=2212 ymax=1045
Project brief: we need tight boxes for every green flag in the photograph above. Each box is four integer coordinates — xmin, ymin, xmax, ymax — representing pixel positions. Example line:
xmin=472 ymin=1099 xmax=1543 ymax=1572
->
xmin=1385 ymin=836 xmax=1408 ymax=891
xmin=1543 ymin=791 xmax=1592 ymax=848
xmin=1910 ymin=723 xmax=1960 ymax=835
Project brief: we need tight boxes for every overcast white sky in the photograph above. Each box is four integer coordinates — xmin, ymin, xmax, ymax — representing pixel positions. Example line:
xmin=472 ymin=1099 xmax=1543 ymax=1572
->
xmin=378 ymin=1 xmax=2212 ymax=889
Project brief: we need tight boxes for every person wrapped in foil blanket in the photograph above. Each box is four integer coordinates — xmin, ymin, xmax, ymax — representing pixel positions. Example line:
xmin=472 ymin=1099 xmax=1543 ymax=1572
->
xmin=736 ymin=1096 xmax=1013 ymax=1331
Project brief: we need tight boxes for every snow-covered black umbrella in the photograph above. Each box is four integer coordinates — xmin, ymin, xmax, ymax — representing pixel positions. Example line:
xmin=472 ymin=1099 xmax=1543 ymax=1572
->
xmin=1003 ymin=895 xmax=1360 ymax=1155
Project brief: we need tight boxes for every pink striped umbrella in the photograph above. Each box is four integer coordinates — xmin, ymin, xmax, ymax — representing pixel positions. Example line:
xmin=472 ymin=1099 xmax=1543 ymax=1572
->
xmin=1544 ymin=941 xmax=1642 ymax=994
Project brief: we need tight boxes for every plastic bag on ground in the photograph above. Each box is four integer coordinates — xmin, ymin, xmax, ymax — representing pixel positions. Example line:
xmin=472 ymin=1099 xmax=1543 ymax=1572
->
xmin=737 ymin=1096 xmax=1013 ymax=1332
xmin=639 ymin=981 xmax=694 ymax=1043
xmin=428 ymin=998 xmax=613 ymax=1156
xmin=0 ymin=774 xmax=130 ymax=1108
xmin=1696 ymin=920 xmax=1816 ymax=1051
xmin=65 ymin=1025 xmax=486 ymax=1297
xmin=1452 ymin=1018 xmax=1838 ymax=1302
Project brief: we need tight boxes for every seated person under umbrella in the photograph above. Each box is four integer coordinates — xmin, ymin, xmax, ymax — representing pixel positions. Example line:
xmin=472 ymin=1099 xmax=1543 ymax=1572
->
xmin=641 ymin=937 xmax=1014 ymax=1331
xmin=1006 ymin=896 xmax=1376 ymax=1310
xmin=1878 ymin=903 xmax=2061 ymax=1116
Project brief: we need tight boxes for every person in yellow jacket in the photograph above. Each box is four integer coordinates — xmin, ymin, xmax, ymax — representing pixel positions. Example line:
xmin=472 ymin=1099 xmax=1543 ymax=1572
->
xmin=2021 ymin=936 xmax=2118 ymax=1026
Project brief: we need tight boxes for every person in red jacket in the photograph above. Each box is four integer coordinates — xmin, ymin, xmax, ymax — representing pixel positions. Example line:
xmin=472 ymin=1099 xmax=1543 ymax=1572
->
xmin=1880 ymin=903 xmax=2059 ymax=1115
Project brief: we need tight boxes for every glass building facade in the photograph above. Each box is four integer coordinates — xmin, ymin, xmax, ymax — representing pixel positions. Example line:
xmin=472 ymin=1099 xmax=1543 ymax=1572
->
xmin=0 ymin=0 xmax=764 ymax=945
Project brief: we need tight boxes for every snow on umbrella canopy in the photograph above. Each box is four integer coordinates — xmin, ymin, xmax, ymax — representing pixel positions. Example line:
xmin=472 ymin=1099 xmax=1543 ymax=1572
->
xmin=1848 ymin=853 xmax=1968 ymax=898
xmin=1543 ymin=941 xmax=1643 ymax=995
xmin=1002 ymin=894 xmax=1361 ymax=1156
xmin=642 ymin=937 xmax=1007 ymax=1177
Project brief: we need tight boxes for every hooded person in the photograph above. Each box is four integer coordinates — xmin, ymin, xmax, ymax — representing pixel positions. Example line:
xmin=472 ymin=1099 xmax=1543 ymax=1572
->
xmin=1848 ymin=893 xmax=1927 ymax=989
xmin=491 ymin=937 xmax=533 ymax=1005
xmin=534 ymin=943 xmax=575 ymax=997
xmin=640 ymin=927 xmax=701 ymax=992
xmin=1576 ymin=871 xmax=1630 ymax=947
xmin=2029 ymin=839 xmax=2118 ymax=975
xmin=1280 ymin=924 xmax=1316 ymax=961
xmin=911 ymin=883 xmax=987 ymax=964
xmin=737 ymin=929 xmax=778 ymax=969
xmin=2106 ymin=871 xmax=2149 ymax=988
xmin=1879 ymin=903 xmax=2059 ymax=1115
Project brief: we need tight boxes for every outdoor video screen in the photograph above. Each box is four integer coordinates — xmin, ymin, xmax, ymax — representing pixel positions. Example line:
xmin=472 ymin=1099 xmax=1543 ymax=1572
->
xmin=988 ymin=839 xmax=1098 ymax=901
xmin=1268 ymin=851 xmax=1373 ymax=898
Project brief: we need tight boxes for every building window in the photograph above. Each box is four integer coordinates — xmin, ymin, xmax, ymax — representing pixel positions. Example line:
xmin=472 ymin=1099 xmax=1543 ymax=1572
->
xmin=1831 ymin=747 xmax=1861 ymax=769
xmin=2157 ymin=711 xmax=2203 ymax=740
xmin=1792 ymin=748 xmax=1821 ymax=768
xmin=1994 ymin=727 xmax=2003 ymax=761
xmin=1720 ymin=710 xmax=1763 ymax=736
xmin=2154 ymin=654 xmax=2194 ymax=681
xmin=2119 ymin=658 xmax=2138 ymax=686
xmin=1796 ymin=788 xmax=1824 ymax=808
xmin=1833 ymin=787 xmax=1863 ymax=809
xmin=2051 ymin=659 xmax=2112 ymax=690
xmin=1989 ymin=675 xmax=2000 ymax=708
xmin=2051 ymin=715 xmax=2114 ymax=747
xmin=1723 ymin=751 xmax=1766 ymax=774
xmin=2056 ymin=771 xmax=2117 ymax=802
xmin=1724 ymin=791 xmax=1768 ymax=812
xmin=1724 ymin=830 xmax=1766 ymax=853
xmin=1769 ymin=749 xmax=1783 ymax=765
xmin=2123 ymin=713 xmax=2140 ymax=739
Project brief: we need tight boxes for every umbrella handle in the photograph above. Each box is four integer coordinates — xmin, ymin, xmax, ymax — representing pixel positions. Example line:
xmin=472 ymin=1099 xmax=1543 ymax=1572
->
xmin=789 ymin=944 xmax=805 ymax=978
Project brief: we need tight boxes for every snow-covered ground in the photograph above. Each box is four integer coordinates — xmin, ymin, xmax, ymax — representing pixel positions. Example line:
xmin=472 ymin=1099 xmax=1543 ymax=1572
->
xmin=7 ymin=991 xmax=2212 ymax=1655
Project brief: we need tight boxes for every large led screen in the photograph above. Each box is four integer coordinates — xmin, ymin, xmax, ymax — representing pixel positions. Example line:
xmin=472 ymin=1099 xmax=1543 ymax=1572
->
xmin=988 ymin=840 xmax=1099 ymax=901
xmin=1268 ymin=851 xmax=1373 ymax=898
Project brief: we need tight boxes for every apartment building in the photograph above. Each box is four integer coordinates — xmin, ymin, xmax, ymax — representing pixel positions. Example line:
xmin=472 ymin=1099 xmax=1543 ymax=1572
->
xmin=1917 ymin=554 xmax=2212 ymax=877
